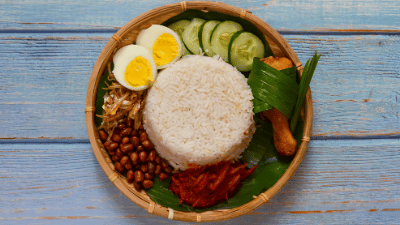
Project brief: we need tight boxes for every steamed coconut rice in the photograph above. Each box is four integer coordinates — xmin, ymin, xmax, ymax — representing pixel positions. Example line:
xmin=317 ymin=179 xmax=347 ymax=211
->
xmin=143 ymin=55 xmax=255 ymax=170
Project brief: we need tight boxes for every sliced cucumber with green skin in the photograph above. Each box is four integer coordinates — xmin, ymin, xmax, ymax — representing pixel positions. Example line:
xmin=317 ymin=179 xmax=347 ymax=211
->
xmin=168 ymin=20 xmax=191 ymax=36
xmin=229 ymin=31 xmax=265 ymax=72
xmin=198 ymin=20 xmax=220 ymax=56
xmin=182 ymin=18 xmax=206 ymax=55
xmin=210 ymin=21 xmax=243 ymax=62
xmin=168 ymin=20 xmax=191 ymax=55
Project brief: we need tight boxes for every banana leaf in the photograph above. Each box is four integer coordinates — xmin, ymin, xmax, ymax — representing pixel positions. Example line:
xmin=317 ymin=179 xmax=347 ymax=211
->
xmin=250 ymin=65 xmax=297 ymax=114
xmin=248 ymin=58 xmax=299 ymax=118
xmin=94 ymin=66 xmax=304 ymax=213
xmin=290 ymin=51 xmax=320 ymax=133
xmin=240 ymin=117 xmax=273 ymax=168
xmin=252 ymin=97 xmax=274 ymax=114
xmin=281 ymin=65 xmax=298 ymax=81
xmin=93 ymin=11 xmax=306 ymax=213
xmin=145 ymin=117 xmax=304 ymax=212
xmin=94 ymin=65 xmax=112 ymax=128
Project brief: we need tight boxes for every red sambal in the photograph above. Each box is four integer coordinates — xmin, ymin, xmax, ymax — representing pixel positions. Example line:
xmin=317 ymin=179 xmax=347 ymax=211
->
xmin=169 ymin=161 xmax=257 ymax=208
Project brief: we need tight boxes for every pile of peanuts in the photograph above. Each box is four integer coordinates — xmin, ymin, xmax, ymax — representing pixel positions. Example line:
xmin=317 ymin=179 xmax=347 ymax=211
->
xmin=99 ymin=118 xmax=172 ymax=191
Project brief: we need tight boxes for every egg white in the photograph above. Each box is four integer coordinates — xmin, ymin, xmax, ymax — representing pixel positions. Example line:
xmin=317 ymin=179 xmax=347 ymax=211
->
xmin=112 ymin=45 xmax=157 ymax=91
xmin=136 ymin=25 xmax=182 ymax=69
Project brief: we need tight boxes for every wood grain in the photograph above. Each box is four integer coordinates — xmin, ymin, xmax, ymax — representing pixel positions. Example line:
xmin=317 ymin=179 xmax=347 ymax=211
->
xmin=289 ymin=35 xmax=400 ymax=139
xmin=0 ymin=33 xmax=110 ymax=140
xmin=1 ymin=139 xmax=399 ymax=224
xmin=0 ymin=0 xmax=399 ymax=31
xmin=0 ymin=33 xmax=399 ymax=139
xmin=1 ymin=1 xmax=399 ymax=223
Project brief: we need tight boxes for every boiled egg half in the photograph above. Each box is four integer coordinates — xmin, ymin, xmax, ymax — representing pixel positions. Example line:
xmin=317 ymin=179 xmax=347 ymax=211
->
xmin=136 ymin=25 xmax=182 ymax=69
xmin=113 ymin=45 xmax=157 ymax=91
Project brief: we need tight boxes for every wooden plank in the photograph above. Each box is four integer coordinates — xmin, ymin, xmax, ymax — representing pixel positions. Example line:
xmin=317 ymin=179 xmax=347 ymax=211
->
xmin=0 ymin=33 xmax=399 ymax=139
xmin=288 ymin=35 xmax=400 ymax=138
xmin=1 ymin=139 xmax=399 ymax=224
xmin=0 ymin=0 xmax=399 ymax=31
xmin=0 ymin=33 xmax=110 ymax=140
xmin=253 ymin=0 xmax=400 ymax=31
xmin=1 ymin=33 xmax=399 ymax=139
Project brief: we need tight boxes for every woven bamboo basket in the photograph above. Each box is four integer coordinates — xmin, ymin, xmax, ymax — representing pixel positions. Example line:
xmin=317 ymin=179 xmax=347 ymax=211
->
xmin=85 ymin=1 xmax=313 ymax=222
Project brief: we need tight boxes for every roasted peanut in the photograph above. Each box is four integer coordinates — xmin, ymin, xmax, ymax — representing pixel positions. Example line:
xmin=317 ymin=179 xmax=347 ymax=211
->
xmin=99 ymin=124 xmax=172 ymax=191
xmin=136 ymin=145 xmax=144 ymax=152
xmin=115 ymin=148 xmax=123 ymax=159
xmin=103 ymin=140 xmax=111 ymax=149
xmin=124 ymin=162 xmax=133 ymax=171
xmin=144 ymin=173 xmax=155 ymax=180
xmin=161 ymin=159 xmax=169 ymax=169
xmin=140 ymin=164 xmax=148 ymax=173
xmin=130 ymin=152 xmax=138 ymax=164
xmin=159 ymin=172 xmax=169 ymax=181
xmin=120 ymin=156 xmax=129 ymax=167
xmin=120 ymin=127 xmax=132 ymax=137
xmin=163 ymin=166 xmax=172 ymax=173
xmin=142 ymin=180 xmax=153 ymax=189
xmin=114 ymin=162 xmax=124 ymax=173
xmin=154 ymin=165 xmax=162 ymax=175
xmin=133 ymin=182 xmax=142 ymax=192
xmin=121 ymin=137 xmax=130 ymax=145
xmin=148 ymin=162 xmax=156 ymax=174
xmin=126 ymin=170 xmax=134 ymax=183
xmin=112 ymin=155 xmax=120 ymax=163
xmin=142 ymin=140 xmax=153 ymax=150
xmin=130 ymin=136 xmax=140 ymax=147
xmin=120 ymin=143 xmax=134 ymax=154
xmin=147 ymin=150 xmax=156 ymax=161
xmin=99 ymin=130 xmax=108 ymax=142
xmin=155 ymin=156 xmax=161 ymax=165
xmin=117 ymin=123 xmax=125 ymax=130
xmin=108 ymin=149 xmax=116 ymax=156
xmin=108 ymin=142 xmax=119 ymax=151
xmin=139 ymin=151 xmax=147 ymax=162
xmin=111 ymin=134 xmax=122 ymax=143
xmin=134 ymin=170 xmax=144 ymax=183
xmin=140 ymin=132 xmax=148 ymax=143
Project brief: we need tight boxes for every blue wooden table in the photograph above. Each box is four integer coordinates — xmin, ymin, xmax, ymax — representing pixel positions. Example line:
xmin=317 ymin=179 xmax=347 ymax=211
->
xmin=1 ymin=0 xmax=399 ymax=224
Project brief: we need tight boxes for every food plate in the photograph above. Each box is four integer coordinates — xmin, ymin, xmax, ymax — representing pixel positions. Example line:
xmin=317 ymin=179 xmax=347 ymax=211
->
xmin=85 ymin=1 xmax=313 ymax=222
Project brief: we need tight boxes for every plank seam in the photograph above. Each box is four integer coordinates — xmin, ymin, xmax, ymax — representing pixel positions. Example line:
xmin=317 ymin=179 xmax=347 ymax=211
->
xmin=1 ymin=135 xmax=400 ymax=144
xmin=0 ymin=29 xmax=399 ymax=36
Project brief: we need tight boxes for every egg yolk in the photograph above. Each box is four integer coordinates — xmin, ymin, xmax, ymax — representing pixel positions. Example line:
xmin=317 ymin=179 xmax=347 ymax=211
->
xmin=124 ymin=56 xmax=154 ymax=87
xmin=152 ymin=33 xmax=179 ymax=66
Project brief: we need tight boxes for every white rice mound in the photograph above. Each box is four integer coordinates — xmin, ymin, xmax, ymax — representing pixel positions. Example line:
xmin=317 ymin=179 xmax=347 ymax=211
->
xmin=143 ymin=55 xmax=255 ymax=170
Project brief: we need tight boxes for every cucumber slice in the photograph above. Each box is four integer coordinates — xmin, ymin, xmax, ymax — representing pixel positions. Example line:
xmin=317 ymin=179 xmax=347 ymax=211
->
xmin=168 ymin=20 xmax=191 ymax=37
xmin=229 ymin=31 xmax=265 ymax=72
xmin=210 ymin=21 xmax=243 ymax=62
xmin=198 ymin=20 xmax=220 ymax=56
xmin=182 ymin=18 xmax=206 ymax=55
xmin=168 ymin=20 xmax=191 ymax=55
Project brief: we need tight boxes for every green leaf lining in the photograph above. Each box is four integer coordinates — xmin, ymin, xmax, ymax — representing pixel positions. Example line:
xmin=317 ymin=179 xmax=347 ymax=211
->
xmin=290 ymin=51 xmax=320 ymax=133
xmin=248 ymin=58 xmax=299 ymax=118
xmin=93 ymin=10 xmax=312 ymax=213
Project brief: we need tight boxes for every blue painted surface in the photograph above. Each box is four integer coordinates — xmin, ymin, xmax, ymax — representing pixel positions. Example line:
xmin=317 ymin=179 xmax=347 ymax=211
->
xmin=1 ymin=140 xmax=400 ymax=224
xmin=1 ymin=0 xmax=400 ymax=224
xmin=1 ymin=0 xmax=399 ymax=30
xmin=1 ymin=34 xmax=399 ymax=139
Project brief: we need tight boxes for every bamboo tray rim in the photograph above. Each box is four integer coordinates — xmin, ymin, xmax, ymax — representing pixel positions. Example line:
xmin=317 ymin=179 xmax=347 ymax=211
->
xmin=85 ymin=1 xmax=313 ymax=222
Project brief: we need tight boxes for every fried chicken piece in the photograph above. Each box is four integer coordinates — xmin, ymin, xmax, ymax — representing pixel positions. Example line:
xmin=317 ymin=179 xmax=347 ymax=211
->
xmin=260 ymin=56 xmax=297 ymax=157
xmin=260 ymin=56 xmax=293 ymax=70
